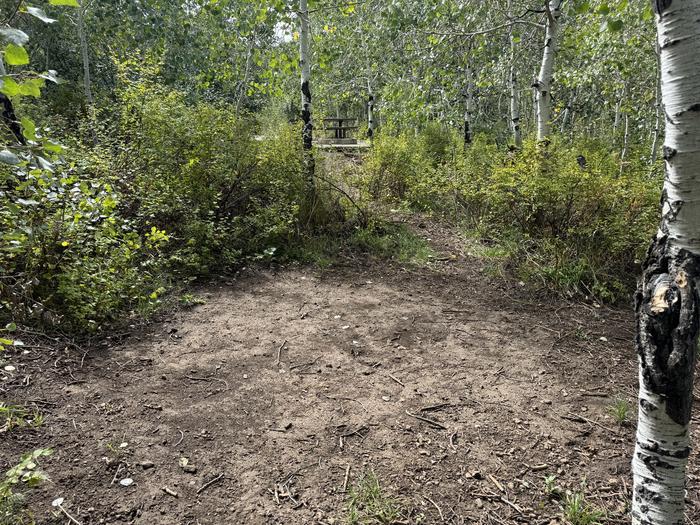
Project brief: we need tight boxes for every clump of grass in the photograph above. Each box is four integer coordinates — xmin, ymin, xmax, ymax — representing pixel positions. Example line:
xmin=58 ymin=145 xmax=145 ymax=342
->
xmin=345 ymin=471 xmax=406 ymax=525
xmin=607 ymin=397 xmax=631 ymax=426
xmin=561 ymin=486 xmax=605 ymax=525
xmin=179 ymin=293 xmax=206 ymax=308
xmin=349 ymin=223 xmax=435 ymax=265
xmin=0 ymin=404 xmax=43 ymax=434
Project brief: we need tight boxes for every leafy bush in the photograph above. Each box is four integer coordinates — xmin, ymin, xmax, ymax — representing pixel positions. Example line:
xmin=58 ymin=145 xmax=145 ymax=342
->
xmin=362 ymin=130 xmax=660 ymax=301
xmin=0 ymin=59 xmax=333 ymax=331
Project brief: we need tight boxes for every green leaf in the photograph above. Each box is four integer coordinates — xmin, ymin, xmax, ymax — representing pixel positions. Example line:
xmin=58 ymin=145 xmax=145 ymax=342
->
xmin=21 ymin=116 xmax=36 ymax=141
xmin=0 ymin=28 xmax=29 ymax=45
xmin=4 ymin=43 xmax=29 ymax=66
xmin=49 ymin=0 xmax=80 ymax=5
xmin=43 ymin=140 xmax=63 ymax=153
xmin=0 ymin=77 xmax=21 ymax=96
xmin=0 ymin=150 xmax=20 ymax=165
xmin=607 ymin=19 xmax=624 ymax=32
xmin=19 ymin=78 xmax=44 ymax=97
xmin=25 ymin=6 xmax=57 ymax=23
xmin=5 ymin=322 xmax=17 ymax=332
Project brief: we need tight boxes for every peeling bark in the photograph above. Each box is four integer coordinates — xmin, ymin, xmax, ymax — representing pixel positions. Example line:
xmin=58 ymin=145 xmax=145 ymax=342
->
xmin=367 ymin=93 xmax=376 ymax=140
xmin=299 ymin=0 xmax=314 ymax=189
xmin=633 ymin=1 xmax=700 ymax=523
xmin=535 ymin=0 xmax=562 ymax=142
xmin=508 ymin=0 xmax=522 ymax=148
xmin=464 ymin=62 xmax=474 ymax=146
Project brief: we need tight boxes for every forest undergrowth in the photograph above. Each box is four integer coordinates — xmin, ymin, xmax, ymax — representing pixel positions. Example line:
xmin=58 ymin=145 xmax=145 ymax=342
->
xmin=1 ymin=61 xmax=661 ymax=342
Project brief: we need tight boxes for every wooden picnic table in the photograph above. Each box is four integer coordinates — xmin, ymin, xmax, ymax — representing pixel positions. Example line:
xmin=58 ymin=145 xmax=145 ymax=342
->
xmin=323 ymin=117 xmax=358 ymax=139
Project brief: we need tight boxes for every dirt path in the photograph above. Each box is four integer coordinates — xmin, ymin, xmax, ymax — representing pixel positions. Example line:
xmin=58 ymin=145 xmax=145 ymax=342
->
xmin=3 ymin=219 xmax=700 ymax=524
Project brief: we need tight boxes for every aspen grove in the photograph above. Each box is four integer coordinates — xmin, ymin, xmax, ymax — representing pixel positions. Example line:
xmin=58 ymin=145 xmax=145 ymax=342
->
xmin=1 ymin=1 xmax=699 ymax=524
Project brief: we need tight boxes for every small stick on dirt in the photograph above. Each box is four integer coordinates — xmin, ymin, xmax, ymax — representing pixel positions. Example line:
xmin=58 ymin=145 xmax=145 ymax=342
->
xmin=342 ymin=464 xmax=351 ymax=492
xmin=421 ymin=403 xmax=453 ymax=412
xmin=290 ymin=357 xmax=320 ymax=370
xmin=405 ymin=409 xmax=447 ymax=430
xmin=559 ymin=411 xmax=618 ymax=435
xmin=276 ymin=340 xmax=287 ymax=366
xmin=488 ymin=474 xmax=505 ymax=493
xmin=499 ymin=496 xmax=523 ymax=514
xmin=162 ymin=487 xmax=178 ymax=498
xmin=449 ymin=432 xmax=458 ymax=451
xmin=175 ymin=430 xmax=185 ymax=447
xmin=55 ymin=502 xmax=83 ymax=525
xmin=197 ymin=473 xmax=224 ymax=495
xmin=110 ymin=463 xmax=123 ymax=485
xmin=425 ymin=496 xmax=444 ymax=521
xmin=388 ymin=373 xmax=405 ymax=387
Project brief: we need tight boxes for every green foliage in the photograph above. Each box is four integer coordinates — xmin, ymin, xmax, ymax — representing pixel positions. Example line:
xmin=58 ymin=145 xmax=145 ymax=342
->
xmin=362 ymin=131 xmax=659 ymax=302
xmin=561 ymin=488 xmax=605 ymax=525
xmin=0 ymin=58 xmax=346 ymax=332
xmin=344 ymin=471 xmax=408 ymax=525
xmin=0 ymin=404 xmax=43 ymax=433
xmin=0 ymin=449 xmax=52 ymax=525
xmin=349 ymin=222 xmax=434 ymax=265
xmin=608 ymin=397 xmax=631 ymax=425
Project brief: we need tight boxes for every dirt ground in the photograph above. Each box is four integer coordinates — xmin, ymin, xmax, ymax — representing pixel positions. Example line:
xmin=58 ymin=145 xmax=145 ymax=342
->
xmin=3 ymin=218 xmax=700 ymax=525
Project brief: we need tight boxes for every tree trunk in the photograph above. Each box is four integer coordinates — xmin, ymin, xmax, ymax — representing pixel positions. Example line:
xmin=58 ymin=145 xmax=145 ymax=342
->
xmin=464 ymin=62 xmax=474 ymax=146
xmin=367 ymin=91 xmax=376 ymax=140
xmin=77 ymin=1 xmax=93 ymax=106
xmin=632 ymin=2 xmax=700 ymax=524
xmin=535 ymin=0 xmax=562 ymax=143
xmin=0 ymin=58 xmax=24 ymax=145
xmin=651 ymin=43 xmax=662 ymax=164
xmin=299 ymin=0 xmax=314 ymax=189
xmin=508 ymin=0 xmax=522 ymax=148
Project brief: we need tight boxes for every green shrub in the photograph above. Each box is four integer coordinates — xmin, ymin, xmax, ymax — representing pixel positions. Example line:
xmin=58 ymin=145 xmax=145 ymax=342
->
xmin=361 ymin=129 xmax=659 ymax=301
xmin=0 ymin=59 xmax=337 ymax=331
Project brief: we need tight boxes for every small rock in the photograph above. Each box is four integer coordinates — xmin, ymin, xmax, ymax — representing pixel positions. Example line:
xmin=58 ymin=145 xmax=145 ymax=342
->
xmin=183 ymin=465 xmax=197 ymax=474
xmin=475 ymin=498 xmax=484 ymax=509
xmin=119 ymin=478 xmax=134 ymax=487
xmin=381 ymin=396 xmax=391 ymax=402
xmin=140 ymin=461 xmax=155 ymax=469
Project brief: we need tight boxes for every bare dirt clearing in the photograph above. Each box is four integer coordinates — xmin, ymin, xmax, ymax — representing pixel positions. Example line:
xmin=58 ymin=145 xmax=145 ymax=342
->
xmin=3 ymin=219 xmax=700 ymax=524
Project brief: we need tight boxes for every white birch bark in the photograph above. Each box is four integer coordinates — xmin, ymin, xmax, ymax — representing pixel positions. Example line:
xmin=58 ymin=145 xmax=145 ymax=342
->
xmin=509 ymin=17 xmax=522 ymax=147
xmin=633 ymin=2 xmax=700 ymax=523
xmin=651 ymin=44 xmax=662 ymax=164
xmin=299 ymin=0 xmax=314 ymax=190
xmin=299 ymin=0 xmax=312 ymax=151
xmin=535 ymin=0 xmax=562 ymax=142
xmin=464 ymin=62 xmax=474 ymax=145
xmin=367 ymin=88 xmax=376 ymax=140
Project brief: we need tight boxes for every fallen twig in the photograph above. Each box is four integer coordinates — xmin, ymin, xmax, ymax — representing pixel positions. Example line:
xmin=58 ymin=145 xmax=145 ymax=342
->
xmin=110 ymin=463 xmax=123 ymax=485
xmin=276 ymin=340 xmax=287 ymax=366
xmin=405 ymin=409 xmax=447 ymax=430
xmin=175 ymin=430 xmax=185 ymax=447
xmin=55 ymin=502 xmax=83 ymax=525
xmin=388 ymin=373 xmax=405 ymax=387
xmin=425 ymin=495 xmax=444 ymax=521
xmin=559 ymin=411 xmax=618 ymax=434
xmin=197 ymin=473 xmax=224 ymax=495
xmin=162 ymin=486 xmax=178 ymax=498
xmin=290 ymin=357 xmax=320 ymax=370
xmin=342 ymin=464 xmax=351 ymax=492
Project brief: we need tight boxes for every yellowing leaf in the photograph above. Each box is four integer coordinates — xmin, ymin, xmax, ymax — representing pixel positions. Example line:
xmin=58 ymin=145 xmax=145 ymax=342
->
xmin=4 ymin=43 xmax=29 ymax=66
